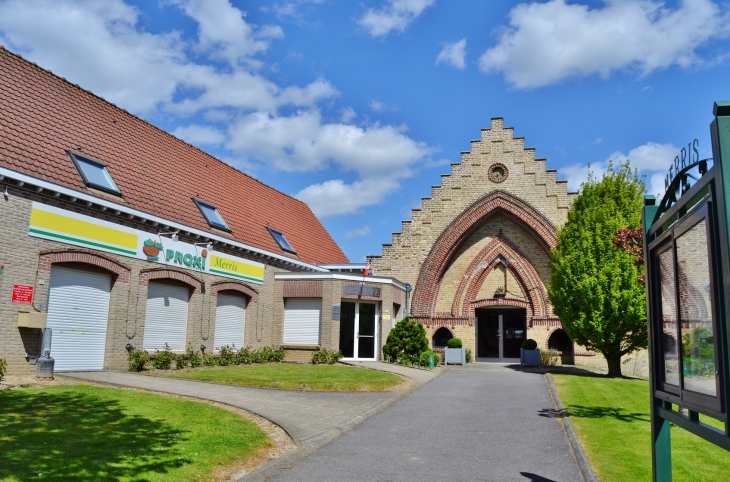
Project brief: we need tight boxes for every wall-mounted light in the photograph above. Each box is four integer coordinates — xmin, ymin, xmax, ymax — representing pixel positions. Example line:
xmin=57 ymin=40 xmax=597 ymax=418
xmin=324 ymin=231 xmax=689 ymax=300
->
xmin=3 ymin=185 xmax=8 ymax=200
xmin=125 ymin=343 xmax=133 ymax=352
xmin=195 ymin=242 xmax=213 ymax=252
xmin=158 ymin=229 xmax=179 ymax=242
xmin=200 ymin=344 xmax=206 ymax=354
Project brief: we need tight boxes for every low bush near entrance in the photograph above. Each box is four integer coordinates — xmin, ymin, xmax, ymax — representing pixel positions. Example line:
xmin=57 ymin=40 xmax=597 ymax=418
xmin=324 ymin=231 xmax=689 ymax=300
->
xmin=522 ymin=339 xmax=538 ymax=350
xmin=446 ymin=338 xmax=462 ymax=349
xmin=311 ymin=348 xmax=343 ymax=365
xmin=0 ymin=384 xmax=269 ymax=481
xmin=540 ymin=349 xmax=559 ymax=366
xmin=0 ymin=358 xmax=7 ymax=382
xmin=383 ymin=318 xmax=428 ymax=360
xmin=552 ymin=373 xmax=730 ymax=481
xmin=127 ymin=348 xmax=149 ymax=372
xmin=127 ymin=345 xmax=286 ymax=372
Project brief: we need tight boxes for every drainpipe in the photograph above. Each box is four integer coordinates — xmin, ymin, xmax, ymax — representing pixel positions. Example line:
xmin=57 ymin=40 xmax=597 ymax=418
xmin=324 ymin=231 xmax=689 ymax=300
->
xmin=404 ymin=283 xmax=412 ymax=319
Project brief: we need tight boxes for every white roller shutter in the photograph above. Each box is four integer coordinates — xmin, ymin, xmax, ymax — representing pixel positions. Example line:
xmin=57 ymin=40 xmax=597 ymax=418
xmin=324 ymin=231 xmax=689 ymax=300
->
xmin=214 ymin=292 xmax=247 ymax=351
xmin=46 ymin=265 xmax=112 ymax=371
xmin=143 ymin=281 xmax=189 ymax=352
xmin=283 ymin=298 xmax=321 ymax=345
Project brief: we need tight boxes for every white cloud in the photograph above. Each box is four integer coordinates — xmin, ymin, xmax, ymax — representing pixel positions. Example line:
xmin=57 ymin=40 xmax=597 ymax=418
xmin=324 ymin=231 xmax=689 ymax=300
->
xmin=173 ymin=124 xmax=226 ymax=146
xmin=297 ymin=179 xmax=400 ymax=218
xmin=225 ymin=109 xmax=435 ymax=176
xmin=0 ymin=0 xmax=435 ymax=220
xmin=560 ymin=141 xmax=677 ymax=194
xmin=479 ymin=0 xmax=729 ymax=89
xmin=340 ymin=106 xmax=357 ymax=123
xmin=272 ymin=0 xmax=325 ymax=19
xmin=225 ymin=109 xmax=436 ymax=217
xmin=0 ymin=0 xmax=333 ymax=114
xmin=369 ymin=99 xmax=397 ymax=112
xmin=344 ymin=225 xmax=372 ymax=238
xmin=172 ymin=0 xmax=281 ymax=68
xmin=358 ymin=0 xmax=435 ymax=37
xmin=436 ymin=38 xmax=466 ymax=69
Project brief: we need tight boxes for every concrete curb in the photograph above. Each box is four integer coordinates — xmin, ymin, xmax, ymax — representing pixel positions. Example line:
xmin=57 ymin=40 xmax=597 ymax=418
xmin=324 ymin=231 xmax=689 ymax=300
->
xmin=544 ymin=373 xmax=600 ymax=482
xmin=230 ymin=371 xmax=439 ymax=481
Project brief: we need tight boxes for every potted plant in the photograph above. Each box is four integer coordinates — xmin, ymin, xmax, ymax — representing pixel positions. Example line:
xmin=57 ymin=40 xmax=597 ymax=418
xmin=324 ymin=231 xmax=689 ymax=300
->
xmin=444 ymin=337 xmax=466 ymax=365
xmin=521 ymin=338 xmax=540 ymax=367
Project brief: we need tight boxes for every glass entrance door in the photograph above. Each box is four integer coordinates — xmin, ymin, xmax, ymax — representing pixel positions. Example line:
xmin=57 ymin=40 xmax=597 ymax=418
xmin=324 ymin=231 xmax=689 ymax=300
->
xmin=340 ymin=301 xmax=378 ymax=360
xmin=476 ymin=308 xmax=526 ymax=361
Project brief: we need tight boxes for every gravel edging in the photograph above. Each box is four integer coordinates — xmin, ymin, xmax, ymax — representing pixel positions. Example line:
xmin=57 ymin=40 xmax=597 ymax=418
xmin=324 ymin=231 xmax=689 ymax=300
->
xmin=544 ymin=373 xmax=600 ymax=482
xmin=229 ymin=371 xmax=435 ymax=481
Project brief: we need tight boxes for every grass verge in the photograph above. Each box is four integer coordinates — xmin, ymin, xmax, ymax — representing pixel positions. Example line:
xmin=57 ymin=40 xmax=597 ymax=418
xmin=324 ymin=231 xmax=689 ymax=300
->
xmin=0 ymin=384 xmax=269 ymax=481
xmin=552 ymin=373 xmax=729 ymax=482
xmin=163 ymin=363 xmax=404 ymax=391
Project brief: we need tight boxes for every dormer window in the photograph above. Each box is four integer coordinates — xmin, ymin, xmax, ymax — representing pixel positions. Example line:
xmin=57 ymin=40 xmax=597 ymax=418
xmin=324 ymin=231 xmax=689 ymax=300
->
xmin=69 ymin=152 xmax=120 ymax=194
xmin=268 ymin=227 xmax=296 ymax=254
xmin=194 ymin=199 xmax=230 ymax=231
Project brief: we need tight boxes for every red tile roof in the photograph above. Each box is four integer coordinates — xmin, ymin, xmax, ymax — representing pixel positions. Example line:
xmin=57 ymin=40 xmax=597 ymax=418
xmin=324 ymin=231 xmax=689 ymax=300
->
xmin=0 ymin=47 xmax=349 ymax=265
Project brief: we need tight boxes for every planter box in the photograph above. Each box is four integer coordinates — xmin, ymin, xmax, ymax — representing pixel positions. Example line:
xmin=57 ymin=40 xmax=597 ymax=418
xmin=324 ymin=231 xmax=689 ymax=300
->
xmin=444 ymin=347 xmax=466 ymax=365
xmin=521 ymin=348 xmax=540 ymax=367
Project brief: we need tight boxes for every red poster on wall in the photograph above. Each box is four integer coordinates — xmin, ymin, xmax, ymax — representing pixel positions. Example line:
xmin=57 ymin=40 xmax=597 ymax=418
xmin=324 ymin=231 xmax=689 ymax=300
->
xmin=12 ymin=285 xmax=34 ymax=304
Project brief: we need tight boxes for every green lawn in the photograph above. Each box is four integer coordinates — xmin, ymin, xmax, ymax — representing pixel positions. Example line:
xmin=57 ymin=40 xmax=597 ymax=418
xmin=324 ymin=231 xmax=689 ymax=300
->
xmin=163 ymin=364 xmax=404 ymax=391
xmin=552 ymin=373 xmax=730 ymax=482
xmin=0 ymin=385 xmax=269 ymax=481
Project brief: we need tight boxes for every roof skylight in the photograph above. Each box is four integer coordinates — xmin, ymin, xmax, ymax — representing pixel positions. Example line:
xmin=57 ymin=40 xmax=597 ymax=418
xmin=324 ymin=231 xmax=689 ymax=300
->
xmin=194 ymin=199 xmax=230 ymax=231
xmin=268 ymin=227 xmax=296 ymax=254
xmin=69 ymin=152 xmax=120 ymax=194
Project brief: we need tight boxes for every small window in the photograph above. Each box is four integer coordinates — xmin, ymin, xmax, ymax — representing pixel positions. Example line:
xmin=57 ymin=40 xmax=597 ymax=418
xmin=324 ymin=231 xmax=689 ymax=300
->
xmin=268 ymin=227 xmax=296 ymax=254
xmin=193 ymin=199 xmax=230 ymax=231
xmin=69 ymin=152 xmax=120 ymax=194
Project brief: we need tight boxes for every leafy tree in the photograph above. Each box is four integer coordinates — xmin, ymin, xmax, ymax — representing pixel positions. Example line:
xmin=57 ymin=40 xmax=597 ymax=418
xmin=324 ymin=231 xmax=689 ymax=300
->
xmin=383 ymin=318 xmax=428 ymax=361
xmin=548 ymin=162 xmax=647 ymax=377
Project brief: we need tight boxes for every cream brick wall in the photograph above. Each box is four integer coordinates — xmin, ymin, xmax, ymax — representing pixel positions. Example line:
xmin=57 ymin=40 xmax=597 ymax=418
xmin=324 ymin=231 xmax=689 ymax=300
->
xmin=0 ymin=184 xmax=296 ymax=376
xmin=369 ymin=118 xmax=576 ymax=288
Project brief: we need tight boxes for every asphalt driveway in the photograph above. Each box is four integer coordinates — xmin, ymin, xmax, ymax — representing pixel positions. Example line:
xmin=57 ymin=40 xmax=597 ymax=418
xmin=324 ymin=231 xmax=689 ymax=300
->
xmin=269 ymin=364 xmax=583 ymax=482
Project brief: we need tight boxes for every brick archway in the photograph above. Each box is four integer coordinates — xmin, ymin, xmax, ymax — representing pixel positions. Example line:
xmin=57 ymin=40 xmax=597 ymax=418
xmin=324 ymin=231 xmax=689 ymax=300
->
xmin=412 ymin=191 xmax=556 ymax=318
xmin=448 ymin=234 xmax=549 ymax=319
xmin=211 ymin=281 xmax=259 ymax=302
xmin=139 ymin=267 xmax=203 ymax=293
xmin=38 ymin=249 xmax=131 ymax=282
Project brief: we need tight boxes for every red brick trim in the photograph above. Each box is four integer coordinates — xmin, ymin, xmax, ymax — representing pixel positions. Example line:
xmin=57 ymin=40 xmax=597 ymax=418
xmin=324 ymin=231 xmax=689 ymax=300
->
xmin=412 ymin=190 xmax=556 ymax=318
xmin=283 ymin=280 xmax=322 ymax=298
xmin=450 ymin=235 xmax=549 ymax=319
xmin=211 ymin=281 xmax=258 ymax=302
xmin=38 ymin=248 xmax=130 ymax=282
xmin=544 ymin=327 xmax=569 ymax=349
xmin=531 ymin=317 xmax=562 ymax=327
xmin=139 ymin=267 xmax=203 ymax=293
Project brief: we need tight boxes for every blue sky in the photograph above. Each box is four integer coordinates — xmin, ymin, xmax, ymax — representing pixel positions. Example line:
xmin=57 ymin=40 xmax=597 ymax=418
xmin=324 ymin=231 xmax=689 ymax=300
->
xmin=1 ymin=0 xmax=729 ymax=262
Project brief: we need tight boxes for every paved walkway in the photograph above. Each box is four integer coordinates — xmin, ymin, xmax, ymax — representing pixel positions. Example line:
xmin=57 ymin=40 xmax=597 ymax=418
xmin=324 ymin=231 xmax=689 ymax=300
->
xmin=62 ymin=364 xmax=440 ymax=446
xmin=269 ymin=364 xmax=584 ymax=482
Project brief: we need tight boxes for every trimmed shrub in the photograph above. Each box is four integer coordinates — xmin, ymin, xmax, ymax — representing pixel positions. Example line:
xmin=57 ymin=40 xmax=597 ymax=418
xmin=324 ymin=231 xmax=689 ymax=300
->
xmin=173 ymin=352 xmax=188 ymax=370
xmin=152 ymin=343 xmax=175 ymax=370
xmin=541 ymin=349 xmax=559 ymax=366
xmin=236 ymin=347 xmax=253 ymax=365
xmin=311 ymin=348 xmax=343 ymax=365
xmin=522 ymin=339 xmax=538 ymax=350
xmin=203 ymin=354 xmax=218 ymax=367
xmin=187 ymin=345 xmax=202 ymax=368
xmin=218 ymin=345 xmax=236 ymax=366
xmin=446 ymin=338 xmax=463 ymax=349
xmin=0 ymin=358 xmax=7 ymax=381
xmin=127 ymin=348 xmax=149 ymax=372
xmin=383 ymin=318 xmax=429 ymax=362
xmin=465 ymin=348 xmax=473 ymax=363
xmin=252 ymin=346 xmax=286 ymax=363
xmin=418 ymin=350 xmax=440 ymax=367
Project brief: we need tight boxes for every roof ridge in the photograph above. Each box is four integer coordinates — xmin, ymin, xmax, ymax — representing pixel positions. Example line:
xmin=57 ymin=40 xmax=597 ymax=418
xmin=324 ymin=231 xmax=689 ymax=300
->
xmin=0 ymin=45 xmax=311 ymax=210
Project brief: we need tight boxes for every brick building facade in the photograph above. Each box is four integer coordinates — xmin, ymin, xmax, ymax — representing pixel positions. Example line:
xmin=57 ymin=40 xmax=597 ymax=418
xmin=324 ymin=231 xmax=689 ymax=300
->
xmin=0 ymin=47 xmax=404 ymax=376
xmin=367 ymin=118 xmax=649 ymax=375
